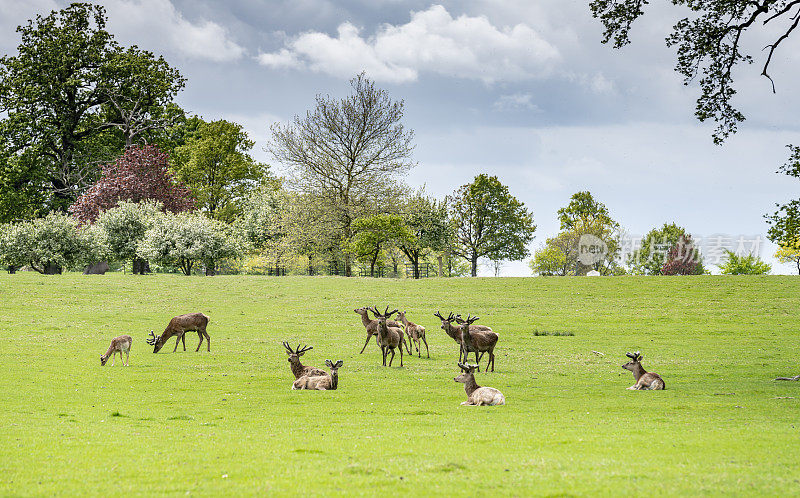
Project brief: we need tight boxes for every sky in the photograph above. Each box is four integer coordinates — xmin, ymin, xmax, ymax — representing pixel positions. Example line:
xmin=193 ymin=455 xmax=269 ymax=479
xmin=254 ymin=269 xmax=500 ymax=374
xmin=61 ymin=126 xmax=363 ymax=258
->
xmin=2 ymin=0 xmax=799 ymax=275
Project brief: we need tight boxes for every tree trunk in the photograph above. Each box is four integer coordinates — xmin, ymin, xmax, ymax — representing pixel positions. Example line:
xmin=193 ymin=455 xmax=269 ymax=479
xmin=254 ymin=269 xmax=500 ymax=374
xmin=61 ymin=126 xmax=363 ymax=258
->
xmin=437 ymin=255 xmax=443 ymax=277
xmin=205 ymin=259 xmax=216 ymax=276
xmin=308 ymin=255 xmax=314 ymax=275
xmin=471 ymin=254 xmax=479 ymax=277
xmin=132 ymin=257 xmax=151 ymax=275
xmin=44 ymin=262 xmax=62 ymax=275
xmin=345 ymin=254 xmax=352 ymax=277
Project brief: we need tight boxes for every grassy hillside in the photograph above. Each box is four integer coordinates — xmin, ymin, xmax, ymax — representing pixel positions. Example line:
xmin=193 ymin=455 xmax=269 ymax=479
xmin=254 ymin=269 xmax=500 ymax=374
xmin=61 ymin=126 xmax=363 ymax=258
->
xmin=0 ymin=273 xmax=798 ymax=495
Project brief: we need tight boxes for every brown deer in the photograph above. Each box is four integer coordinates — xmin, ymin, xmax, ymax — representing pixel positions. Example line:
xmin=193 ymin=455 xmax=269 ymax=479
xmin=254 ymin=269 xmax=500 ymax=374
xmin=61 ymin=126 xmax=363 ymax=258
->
xmin=146 ymin=313 xmax=210 ymax=353
xmin=454 ymin=363 xmax=505 ymax=406
xmin=292 ymin=359 xmax=343 ymax=390
xmin=100 ymin=335 xmax=132 ymax=366
xmin=283 ymin=342 xmax=327 ymax=379
xmin=354 ymin=307 xmax=409 ymax=354
xmin=455 ymin=314 xmax=498 ymax=372
xmin=397 ymin=310 xmax=429 ymax=358
xmin=622 ymin=351 xmax=665 ymax=390
xmin=369 ymin=306 xmax=404 ymax=367
xmin=434 ymin=311 xmax=485 ymax=364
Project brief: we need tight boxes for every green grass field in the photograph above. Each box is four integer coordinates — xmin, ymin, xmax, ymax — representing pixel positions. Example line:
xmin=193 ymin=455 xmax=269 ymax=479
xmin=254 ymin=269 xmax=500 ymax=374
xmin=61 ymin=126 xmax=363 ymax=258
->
xmin=0 ymin=273 xmax=798 ymax=496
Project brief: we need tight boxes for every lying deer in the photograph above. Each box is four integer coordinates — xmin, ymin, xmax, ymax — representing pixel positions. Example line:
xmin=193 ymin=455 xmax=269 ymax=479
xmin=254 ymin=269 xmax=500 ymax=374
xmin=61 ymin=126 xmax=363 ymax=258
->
xmin=622 ymin=351 xmax=665 ymax=390
xmin=283 ymin=342 xmax=327 ymax=379
xmin=100 ymin=335 xmax=132 ymax=366
xmin=147 ymin=313 xmax=210 ymax=353
xmin=292 ymin=360 xmax=343 ymax=390
xmin=354 ymin=307 xmax=410 ymax=354
xmin=454 ymin=363 xmax=505 ymax=406
xmin=369 ymin=306 xmax=404 ymax=367
xmin=397 ymin=310 xmax=429 ymax=358
xmin=456 ymin=315 xmax=498 ymax=372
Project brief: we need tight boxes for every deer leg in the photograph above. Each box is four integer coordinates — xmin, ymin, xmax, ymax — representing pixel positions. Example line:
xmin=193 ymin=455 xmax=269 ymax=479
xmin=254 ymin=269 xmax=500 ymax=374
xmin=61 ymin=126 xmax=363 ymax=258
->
xmin=111 ymin=352 xmax=116 ymax=366
xmin=489 ymin=351 xmax=495 ymax=372
xmin=196 ymin=331 xmax=203 ymax=352
xmin=422 ymin=335 xmax=429 ymax=358
xmin=125 ymin=351 xmax=130 ymax=366
xmin=181 ymin=334 xmax=187 ymax=351
xmin=389 ymin=347 xmax=396 ymax=367
xmin=204 ymin=332 xmax=211 ymax=351
xmin=399 ymin=344 xmax=403 ymax=367
xmin=381 ymin=345 xmax=387 ymax=366
xmin=172 ymin=335 xmax=180 ymax=352
xmin=360 ymin=333 xmax=372 ymax=354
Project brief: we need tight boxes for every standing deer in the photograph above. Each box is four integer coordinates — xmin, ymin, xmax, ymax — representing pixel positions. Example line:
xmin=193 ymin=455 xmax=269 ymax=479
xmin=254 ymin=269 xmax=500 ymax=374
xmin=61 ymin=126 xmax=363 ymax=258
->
xmin=622 ymin=351 xmax=665 ymax=390
xmin=100 ymin=335 xmax=132 ymax=366
xmin=397 ymin=310 xmax=429 ymax=358
xmin=454 ymin=363 xmax=505 ymax=406
xmin=292 ymin=359 xmax=343 ymax=390
xmin=146 ymin=313 xmax=210 ymax=353
xmin=354 ymin=307 xmax=410 ymax=354
xmin=283 ymin=342 xmax=327 ymax=379
xmin=369 ymin=306 xmax=404 ymax=367
xmin=434 ymin=311 xmax=487 ymax=364
xmin=455 ymin=315 xmax=498 ymax=372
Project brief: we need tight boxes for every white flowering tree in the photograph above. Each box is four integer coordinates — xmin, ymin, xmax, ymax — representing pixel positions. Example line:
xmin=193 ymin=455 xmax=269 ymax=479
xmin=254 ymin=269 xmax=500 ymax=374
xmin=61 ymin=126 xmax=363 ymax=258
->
xmin=137 ymin=212 xmax=242 ymax=275
xmin=0 ymin=213 xmax=103 ymax=274
xmin=95 ymin=200 xmax=163 ymax=274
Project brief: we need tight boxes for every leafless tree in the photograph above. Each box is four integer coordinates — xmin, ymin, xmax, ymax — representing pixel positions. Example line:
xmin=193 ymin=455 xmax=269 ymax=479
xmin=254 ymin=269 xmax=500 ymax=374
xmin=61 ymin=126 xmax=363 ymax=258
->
xmin=268 ymin=73 xmax=415 ymax=276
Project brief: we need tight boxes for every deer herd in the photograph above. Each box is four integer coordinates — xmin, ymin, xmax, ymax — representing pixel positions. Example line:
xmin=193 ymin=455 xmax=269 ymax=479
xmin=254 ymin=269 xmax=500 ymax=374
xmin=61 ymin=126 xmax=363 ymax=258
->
xmin=98 ymin=306 xmax=667 ymax=407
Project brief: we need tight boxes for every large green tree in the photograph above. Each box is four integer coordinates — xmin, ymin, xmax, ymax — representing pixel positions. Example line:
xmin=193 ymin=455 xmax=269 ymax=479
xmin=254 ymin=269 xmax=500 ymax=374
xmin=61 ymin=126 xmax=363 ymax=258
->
xmin=172 ymin=119 xmax=269 ymax=222
xmin=268 ymin=73 xmax=415 ymax=276
xmin=590 ymin=0 xmax=800 ymax=144
xmin=555 ymin=191 xmax=622 ymax=275
xmin=398 ymin=191 xmax=449 ymax=279
xmin=448 ymin=174 xmax=536 ymax=277
xmin=347 ymin=213 xmax=414 ymax=277
xmin=628 ymin=222 xmax=704 ymax=275
xmin=0 ymin=3 xmax=184 ymax=215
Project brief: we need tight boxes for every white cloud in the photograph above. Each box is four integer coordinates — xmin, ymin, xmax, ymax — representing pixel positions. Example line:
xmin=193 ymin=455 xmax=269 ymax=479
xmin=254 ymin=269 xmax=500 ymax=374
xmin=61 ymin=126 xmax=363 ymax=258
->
xmin=493 ymin=93 xmax=541 ymax=112
xmin=257 ymin=4 xmax=560 ymax=83
xmin=0 ymin=0 xmax=59 ymax=52
xmin=104 ymin=0 xmax=245 ymax=62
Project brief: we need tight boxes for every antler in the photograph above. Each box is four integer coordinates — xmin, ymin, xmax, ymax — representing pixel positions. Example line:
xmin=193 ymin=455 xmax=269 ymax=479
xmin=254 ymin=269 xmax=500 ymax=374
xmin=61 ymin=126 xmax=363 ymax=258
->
xmin=434 ymin=311 xmax=445 ymax=320
xmin=283 ymin=341 xmax=294 ymax=354
xmin=146 ymin=331 xmax=157 ymax=345
xmin=384 ymin=306 xmax=398 ymax=318
xmin=626 ymin=351 xmax=641 ymax=361
xmin=297 ymin=344 xmax=313 ymax=355
xmin=466 ymin=314 xmax=479 ymax=324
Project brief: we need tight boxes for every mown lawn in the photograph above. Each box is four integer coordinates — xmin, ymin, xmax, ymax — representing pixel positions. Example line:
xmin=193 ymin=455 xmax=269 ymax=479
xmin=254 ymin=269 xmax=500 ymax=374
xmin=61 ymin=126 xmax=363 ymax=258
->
xmin=0 ymin=273 xmax=798 ymax=496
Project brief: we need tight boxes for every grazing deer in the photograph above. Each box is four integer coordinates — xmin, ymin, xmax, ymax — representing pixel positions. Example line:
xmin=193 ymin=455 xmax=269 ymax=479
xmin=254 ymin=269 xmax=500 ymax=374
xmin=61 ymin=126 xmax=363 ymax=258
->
xmin=283 ymin=342 xmax=327 ymax=379
xmin=100 ymin=335 xmax=132 ymax=366
xmin=622 ymin=351 xmax=665 ymax=390
xmin=354 ymin=307 xmax=410 ymax=354
xmin=292 ymin=360 xmax=343 ymax=390
xmin=397 ymin=310 xmax=429 ymax=358
xmin=146 ymin=313 xmax=210 ymax=353
xmin=455 ymin=315 xmax=498 ymax=372
xmin=454 ymin=363 xmax=505 ymax=406
xmin=369 ymin=306 xmax=404 ymax=367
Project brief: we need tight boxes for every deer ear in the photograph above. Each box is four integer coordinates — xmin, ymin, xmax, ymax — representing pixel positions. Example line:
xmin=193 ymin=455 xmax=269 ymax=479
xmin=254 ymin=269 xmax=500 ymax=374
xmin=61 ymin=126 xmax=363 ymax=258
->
xmin=335 ymin=360 xmax=343 ymax=368
xmin=326 ymin=359 xmax=333 ymax=368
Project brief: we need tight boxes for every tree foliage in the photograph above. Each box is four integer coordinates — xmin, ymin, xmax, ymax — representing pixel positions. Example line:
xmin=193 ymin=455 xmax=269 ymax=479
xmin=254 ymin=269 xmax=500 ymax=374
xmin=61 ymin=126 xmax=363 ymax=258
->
xmin=775 ymin=243 xmax=800 ymax=274
xmin=397 ymin=191 xmax=449 ymax=279
xmin=766 ymin=144 xmax=800 ymax=248
xmin=94 ymin=200 xmax=163 ymax=272
xmin=347 ymin=213 xmax=414 ymax=277
xmin=69 ymin=145 xmax=193 ymax=223
xmin=591 ymin=0 xmax=800 ymax=144
xmin=661 ymin=234 xmax=705 ymax=275
xmin=0 ymin=213 xmax=101 ymax=274
xmin=172 ymin=119 xmax=269 ymax=222
xmin=0 ymin=3 xmax=184 ymax=213
xmin=448 ymin=174 xmax=536 ymax=277
xmin=529 ymin=243 xmax=570 ymax=276
xmin=137 ymin=212 xmax=242 ymax=276
xmin=628 ymin=222 xmax=698 ymax=275
xmin=554 ymin=191 xmax=621 ymax=275
xmin=719 ymin=249 xmax=771 ymax=275
xmin=268 ymin=73 xmax=415 ymax=276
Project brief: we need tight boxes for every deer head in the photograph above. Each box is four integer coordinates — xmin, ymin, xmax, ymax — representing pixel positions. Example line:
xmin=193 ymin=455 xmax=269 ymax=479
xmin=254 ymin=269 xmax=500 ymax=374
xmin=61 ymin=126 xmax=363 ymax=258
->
xmin=622 ymin=351 xmax=643 ymax=372
xmin=434 ymin=311 xmax=456 ymax=330
xmin=369 ymin=306 xmax=398 ymax=325
xmin=100 ymin=354 xmax=109 ymax=366
xmin=454 ymin=362 xmax=479 ymax=383
xmin=325 ymin=359 xmax=344 ymax=372
xmin=283 ymin=342 xmax=313 ymax=363
xmin=146 ymin=330 xmax=166 ymax=353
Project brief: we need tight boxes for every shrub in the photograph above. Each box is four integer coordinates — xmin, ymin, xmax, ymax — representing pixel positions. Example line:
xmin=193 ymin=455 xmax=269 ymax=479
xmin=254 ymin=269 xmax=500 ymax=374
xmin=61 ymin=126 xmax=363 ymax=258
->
xmin=719 ymin=249 xmax=771 ymax=275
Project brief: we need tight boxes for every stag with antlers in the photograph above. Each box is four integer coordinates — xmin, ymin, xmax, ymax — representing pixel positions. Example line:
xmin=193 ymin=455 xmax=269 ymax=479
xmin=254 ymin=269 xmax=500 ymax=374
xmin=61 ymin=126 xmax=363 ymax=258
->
xmin=622 ymin=351 xmax=665 ymax=390
xmin=369 ymin=306 xmax=404 ymax=367
xmin=283 ymin=342 xmax=327 ymax=379
xmin=455 ymin=314 xmax=498 ymax=372
xmin=454 ymin=363 xmax=505 ymax=406
xmin=146 ymin=313 xmax=210 ymax=353
xmin=292 ymin=360 xmax=343 ymax=390
xmin=353 ymin=307 xmax=410 ymax=354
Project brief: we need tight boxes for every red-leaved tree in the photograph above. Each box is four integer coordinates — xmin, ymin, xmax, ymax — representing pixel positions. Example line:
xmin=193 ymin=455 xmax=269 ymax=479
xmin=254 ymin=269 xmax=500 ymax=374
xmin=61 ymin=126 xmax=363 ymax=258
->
xmin=69 ymin=145 xmax=194 ymax=223
xmin=661 ymin=234 xmax=704 ymax=275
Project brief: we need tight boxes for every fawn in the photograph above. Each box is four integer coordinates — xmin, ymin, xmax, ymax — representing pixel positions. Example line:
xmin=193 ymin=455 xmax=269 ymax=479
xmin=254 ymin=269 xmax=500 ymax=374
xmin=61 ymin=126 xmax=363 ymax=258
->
xmin=101 ymin=335 xmax=132 ymax=366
